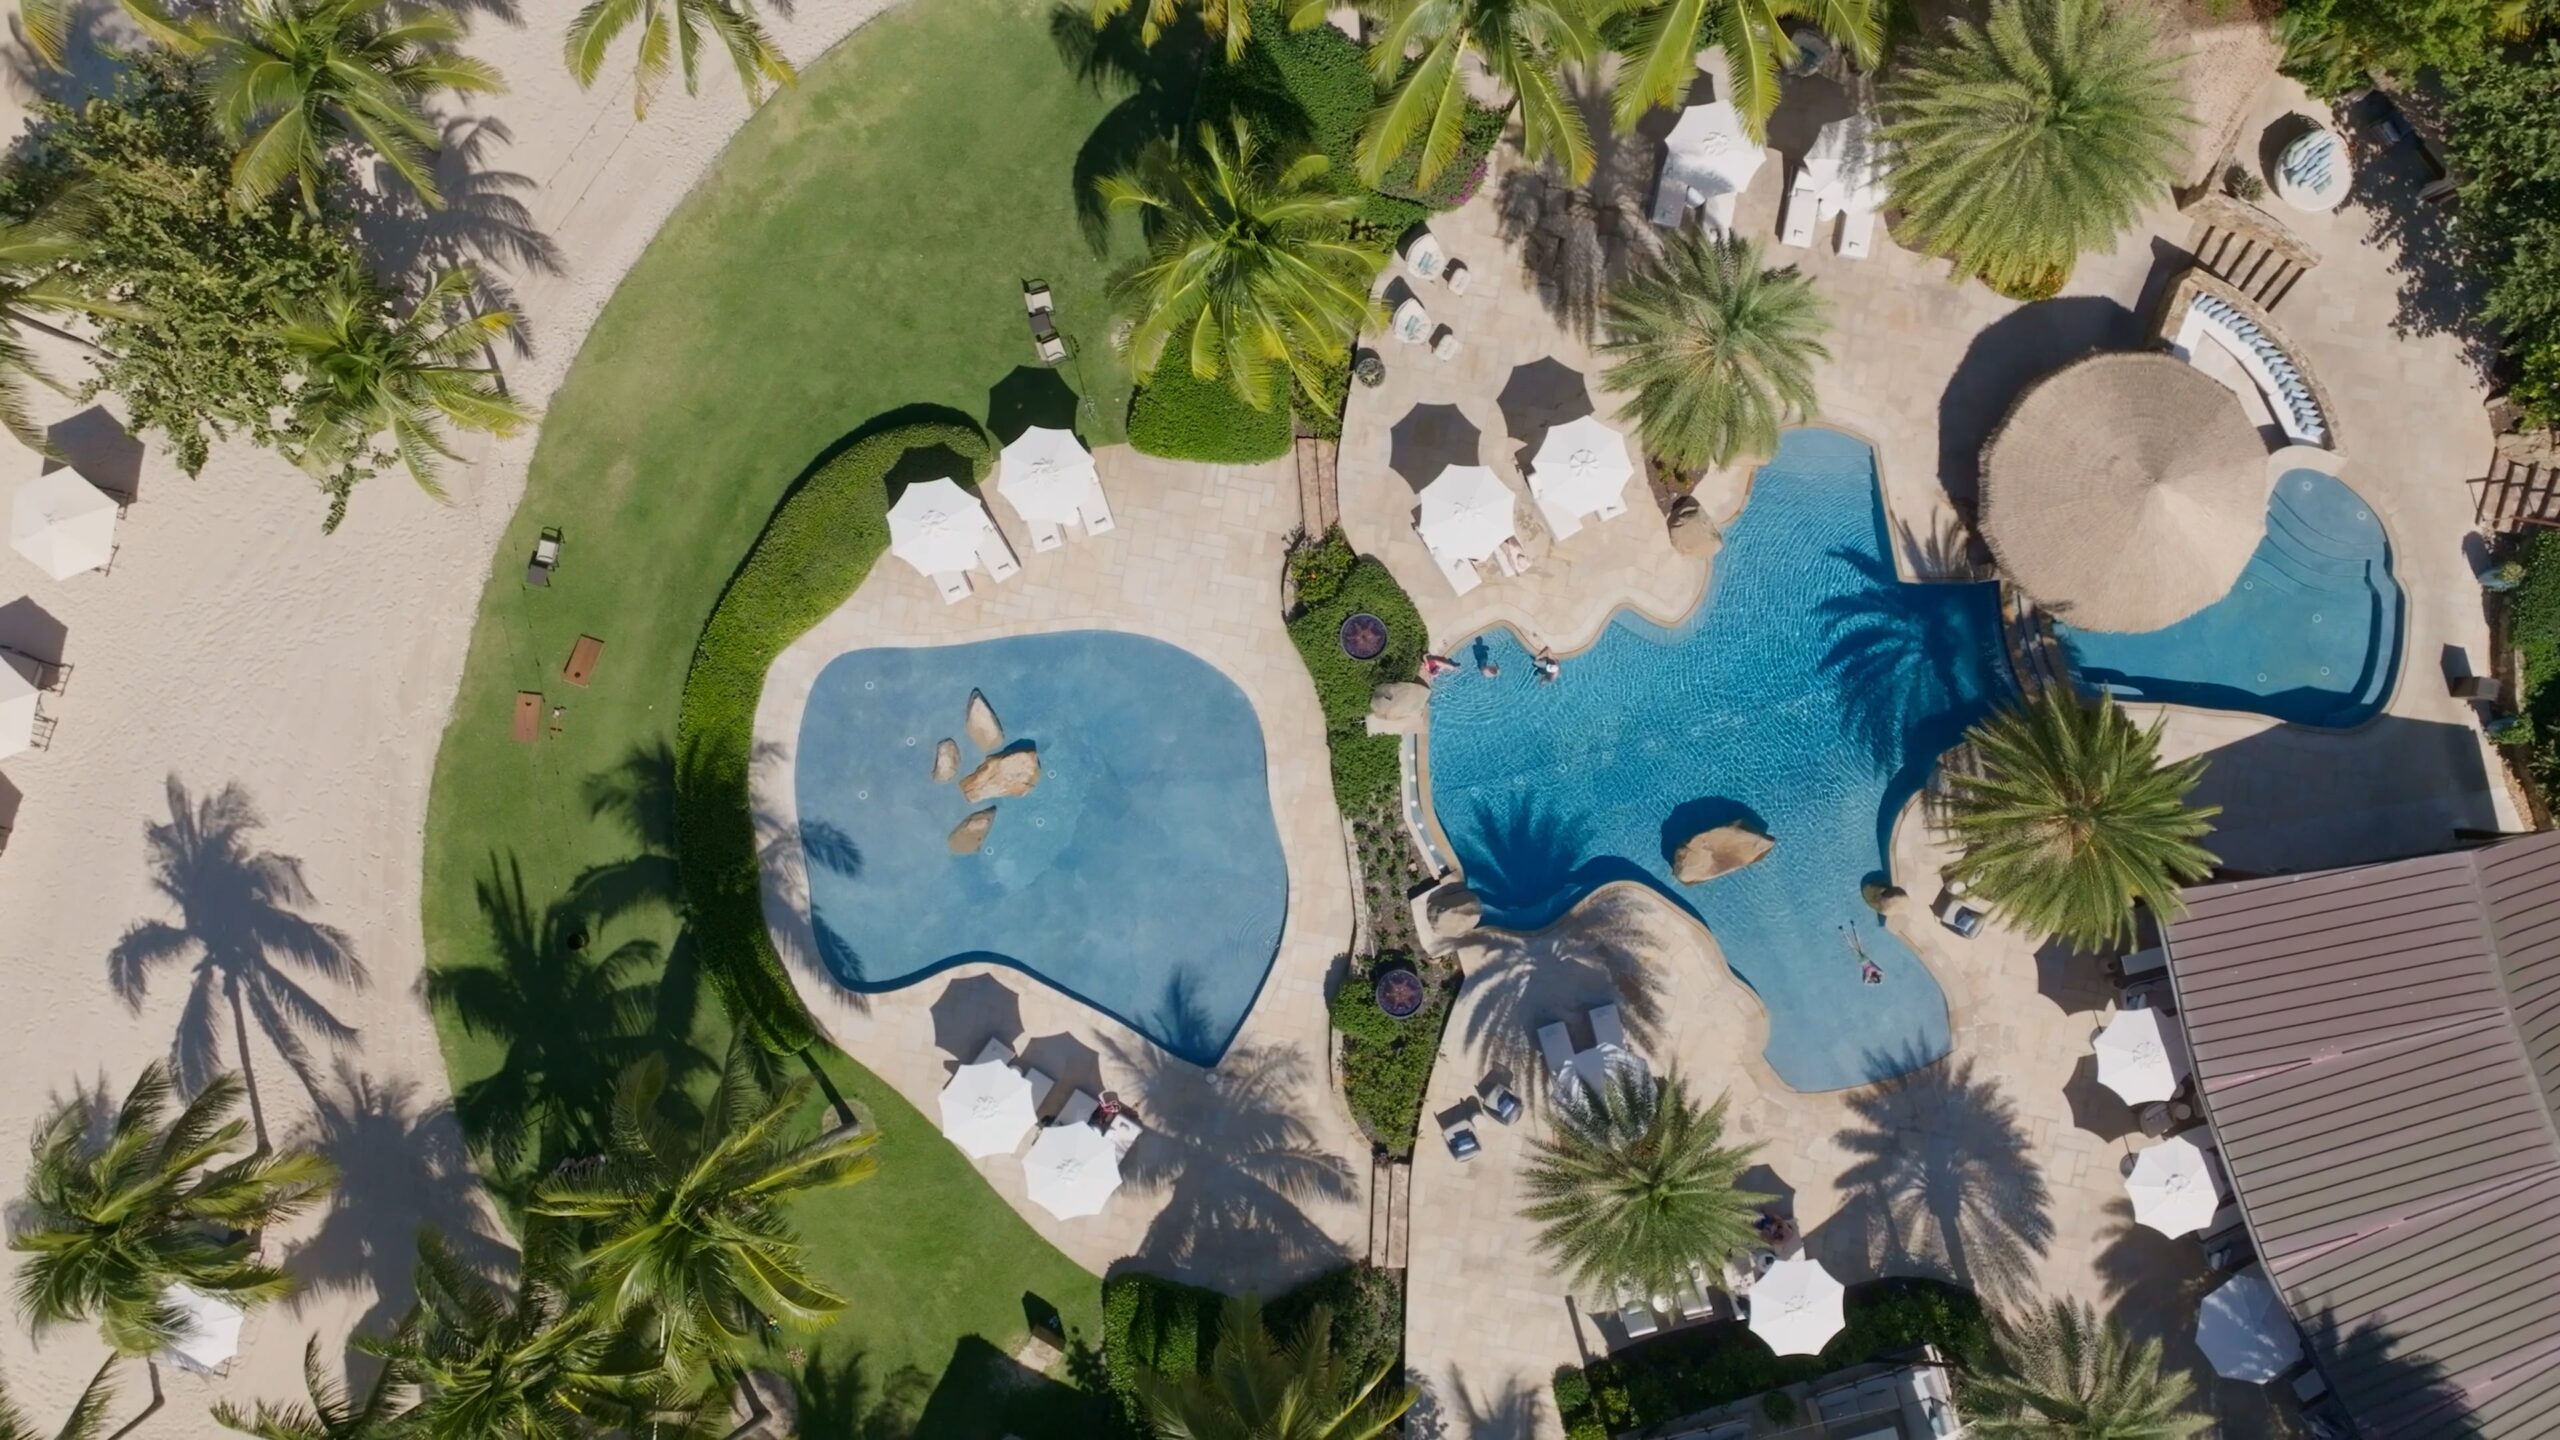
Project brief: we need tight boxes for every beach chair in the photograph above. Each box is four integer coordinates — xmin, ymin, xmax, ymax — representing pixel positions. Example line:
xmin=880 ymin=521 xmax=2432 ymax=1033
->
xmin=932 ymin=570 xmax=973 ymax=604
xmin=1594 ymin=493 xmax=1629 ymax=521
xmin=1701 ymin=187 xmax=1739 ymax=238
xmin=971 ymin=1037 xmax=1014 ymax=1065
xmin=1028 ymin=520 xmax=1066 ymax=552
xmin=1431 ymin=325 xmax=1461 ymax=362
xmin=1837 ymin=206 xmax=1877 ymax=259
xmin=1537 ymin=494 xmax=1586 ymax=541
xmin=1106 ymin=1113 xmax=1143 ymax=1158
xmin=1053 ymin=1090 xmax=1099 ymax=1127
xmin=1537 ymin=1021 xmax=1577 ymax=1077
xmin=1429 ymin=544 xmax=1482 ymax=596
xmin=1617 ymin=1289 xmax=1660 ymax=1339
xmin=1779 ymin=176 xmax=1820 ymax=248
xmin=1675 ymin=1271 xmax=1715 ymax=1319
xmin=1401 ymin=228 xmax=1446 ymax=281
xmin=981 ymin=534 xmax=1022 ymax=583
xmin=1391 ymin=297 xmax=1432 ymax=344
xmin=1443 ymin=258 xmax=1472 ymax=295
xmin=1650 ymin=160 xmax=1700 ymax=228
xmin=1023 ymin=280 xmax=1055 ymax=315
xmin=1589 ymin=1003 xmax=1628 ymax=1050
xmin=524 ymin=527 xmax=562 ymax=587
xmin=1079 ymin=485 xmax=1116 ymax=536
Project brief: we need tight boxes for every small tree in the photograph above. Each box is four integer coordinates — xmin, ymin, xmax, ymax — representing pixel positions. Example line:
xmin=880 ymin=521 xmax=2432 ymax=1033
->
xmin=1599 ymin=232 xmax=1829 ymax=473
xmin=1139 ymin=1295 xmax=1414 ymax=1440
xmin=1519 ymin=1069 xmax=1771 ymax=1301
xmin=1357 ymin=0 xmax=1599 ymax=186
xmin=1967 ymin=1298 xmax=2212 ymax=1439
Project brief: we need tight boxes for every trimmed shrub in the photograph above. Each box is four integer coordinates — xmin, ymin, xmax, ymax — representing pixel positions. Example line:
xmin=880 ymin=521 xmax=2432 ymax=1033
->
xmin=2511 ymin=531 xmax=2560 ymax=785
xmin=1127 ymin=352 xmax=1295 ymax=464
xmin=1282 ymin=531 xmax=1426 ymax=814
xmin=1226 ymin=6 xmax=1501 ymax=211
xmin=1103 ymin=1265 xmax=1403 ymax=1422
xmin=673 ymin=419 xmax=994 ymax=1053
xmin=1330 ymin=953 xmax=1453 ymax=1154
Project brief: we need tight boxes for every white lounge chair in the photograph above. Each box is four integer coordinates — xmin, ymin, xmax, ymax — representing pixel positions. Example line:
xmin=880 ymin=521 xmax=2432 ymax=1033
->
xmin=1402 ymin=229 xmax=1446 ymax=281
xmin=1618 ymin=1293 xmax=1660 ymax=1339
xmin=981 ymin=534 xmax=1022 ymax=583
xmin=1537 ymin=1021 xmax=1576 ymax=1076
xmin=1391 ymin=297 xmax=1432 ymax=344
xmin=1536 ymin=494 xmax=1585 ymax=541
xmin=1491 ymin=539 xmax=1522 ymax=577
xmin=1676 ymin=1272 xmax=1715 ymax=1319
xmin=1053 ymin=1089 xmax=1099 ymax=1127
xmin=1028 ymin=520 xmax=1066 ymax=552
xmin=1594 ymin=494 xmax=1629 ymax=521
xmin=933 ymin=570 xmax=973 ymax=605
xmin=1080 ymin=486 xmax=1116 ymax=536
xmin=1701 ymin=187 xmax=1739 ymax=237
xmin=1431 ymin=326 xmax=1461 ymax=362
xmin=1428 ymin=543 xmax=1482 ymax=596
xmin=971 ymin=1037 xmax=1014 ymax=1065
xmin=1837 ymin=206 xmax=1876 ymax=259
xmin=1779 ymin=176 xmax=1821 ymax=248
xmin=1105 ymin=1113 xmax=1142 ymax=1157
xmin=1022 ymin=1067 xmax=1057 ymax=1112
xmin=1589 ymin=1003 xmax=1628 ymax=1050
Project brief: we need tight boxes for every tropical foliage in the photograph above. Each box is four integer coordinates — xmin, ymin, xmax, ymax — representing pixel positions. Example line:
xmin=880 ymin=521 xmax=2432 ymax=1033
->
xmin=213 ymin=1336 xmax=400 ymax=1440
xmin=2275 ymin=0 xmax=2532 ymax=95
xmin=1943 ymin=688 xmax=2220 ymax=951
xmin=0 ymin=1364 xmax=114 ymax=1440
xmin=0 ymin=210 xmax=136 ymax=453
xmin=1520 ymin=1069 xmax=1770 ymax=1300
xmin=275 ymin=264 xmax=534 ymax=529
xmin=1137 ymin=1295 xmax=1416 ymax=1440
xmin=1599 ymin=231 xmax=1829 ymax=472
xmin=1101 ymin=116 xmax=1382 ymax=412
xmin=10 ymin=1066 xmax=334 ymax=1357
xmin=1967 ymin=1298 xmax=2211 ymax=1440
xmin=1609 ymin=0 xmax=1878 ymax=137
xmin=565 ymin=0 xmax=796 ymax=118
xmin=530 ymin=1048 xmax=879 ymax=1388
xmin=2443 ymin=40 xmax=2560 ymax=430
xmin=1358 ymin=0 xmax=1597 ymax=185
xmin=1880 ymin=0 xmax=2189 ymax=295
xmin=1091 ymin=0 xmax=1284 ymax=63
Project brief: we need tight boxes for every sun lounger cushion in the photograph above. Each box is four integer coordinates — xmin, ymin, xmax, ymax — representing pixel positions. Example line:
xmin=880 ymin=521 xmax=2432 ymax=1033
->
xmin=971 ymin=1037 xmax=1014 ymax=1065
xmin=934 ymin=570 xmax=973 ymax=604
xmin=1589 ymin=1003 xmax=1628 ymax=1049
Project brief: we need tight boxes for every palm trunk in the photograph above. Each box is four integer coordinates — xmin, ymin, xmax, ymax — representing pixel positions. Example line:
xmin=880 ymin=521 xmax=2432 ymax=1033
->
xmin=102 ymin=1357 xmax=162 ymax=1440
xmin=228 ymin=984 xmax=270 ymax=1156
xmin=799 ymin=1050 xmax=858 ymax=1133
xmin=718 ymin=1376 xmax=771 ymax=1440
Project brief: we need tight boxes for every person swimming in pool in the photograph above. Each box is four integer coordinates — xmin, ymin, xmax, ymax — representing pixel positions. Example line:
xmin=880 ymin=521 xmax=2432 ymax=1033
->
xmin=1861 ymin=959 xmax=1885 ymax=985
xmin=1533 ymin=649 xmax=1561 ymax=683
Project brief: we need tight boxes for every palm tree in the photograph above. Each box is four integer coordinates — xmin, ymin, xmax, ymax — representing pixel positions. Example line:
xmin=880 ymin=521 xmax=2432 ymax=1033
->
xmin=12 ymin=1066 xmax=335 ymax=1361
xmin=564 ymin=0 xmax=795 ymax=120
xmin=1101 ymin=117 xmax=1383 ymax=413
xmin=529 ymin=1046 xmax=879 ymax=1389
xmin=0 ymin=1363 xmax=115 ymax=1440
xmin=1879 ymin=0 xmax=2190 ymax=295
xmin=1087 ymin=0 xmax=1290 ymax=65
xmin=121 ymin=0 xmax=504 ymax=210
xmin=1943 ymin=687 xmax=2219 ymax=952
xmin=273 ymin=263 xmax=534 ymax=520
xmin=1599 ymin=231 xmax=1828 ymax=473
xmin=1358 ymin=0 xmax=1597 ymax=186
xmin=1966 ymin=1298 xmax=2211 ymax=1439
xmin=364 ymin=1231 xmax=670 ymax=1440
xmin=1608 ymin=0 xmax=1877 ymax=138
xmin=214 ymin=1336 xmax=402 ymax=1439
xmin=1138 ymin=1296 xmax=1414 ymax=1440
xmin=0 ymin=210 xmax=139 ymax=455
xmin=107 ymin=776 xmax=365 ymax=1153
xmin=1520 ymin=1069 xmax=1770 ymax=1300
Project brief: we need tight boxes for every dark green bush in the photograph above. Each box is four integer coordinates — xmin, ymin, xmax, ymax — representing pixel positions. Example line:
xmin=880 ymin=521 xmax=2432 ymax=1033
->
xmin=2511 ymin=531 xmax=2560 ymax=787
xmin=1288 ymin=534 xmax=1356 ymax=608
xmin=1267 ymin=1263 xmax=1406 ymax=1386
xmin=1296 ymin=355 xmax=1350 ymax=441
xmin=1227 ymin=6 xmax=1500 ymax=210
xmin=1127 ymin=351 xmax=1294 ymax=464
xmin=674 ymin=420 xmax=994 ymax=1053
xmin=1103 ymin=1266 xmax=1402 ymax=1422
xmin=1330 ymin=954 xmax=1452 ymax=1154
xmin=1283 ymin=531 xmax=1426 ymax=815
xmin=1549 ymin=1279 xmax=1989 ymax=1433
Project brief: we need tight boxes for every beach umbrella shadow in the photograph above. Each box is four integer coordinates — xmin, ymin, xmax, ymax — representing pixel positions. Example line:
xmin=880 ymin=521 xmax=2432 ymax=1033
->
xmin=929 ymin=974 xmax=1026 ymax=1067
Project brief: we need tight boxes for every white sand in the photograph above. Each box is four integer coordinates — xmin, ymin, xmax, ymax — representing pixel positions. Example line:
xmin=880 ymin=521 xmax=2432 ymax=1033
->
xmin=0 ymin=0 xmax=902 ymax=1427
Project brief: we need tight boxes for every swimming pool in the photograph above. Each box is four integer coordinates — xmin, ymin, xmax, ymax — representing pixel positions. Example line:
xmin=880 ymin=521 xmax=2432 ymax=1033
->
xmin=2055 ymin=469 xmax=2401 ymax=729
xmin=1426 ymin=429 xmax=2015 ymax=1091
xmin=792 ymin=631 xmax=1288 ymax=1067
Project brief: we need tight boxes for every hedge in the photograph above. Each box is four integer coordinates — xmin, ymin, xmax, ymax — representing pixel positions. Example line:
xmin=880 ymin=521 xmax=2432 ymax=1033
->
xmin=1331 ymin=952 xmax=1454 ymax=1154
xmin=1284 ymin=530 xmax=1426 ymax=815
xmin=1551 ymin=1278 xmax=1990 ymax=1435
xmin=672 ymin=419 xmax=995 ymax=1053
xmin=1224 ymin=5 xmax=1502 ymax=213
xmin=2512 ymin=531 xmax=2560 ymax=789
xmin=1102 ymin=1265 xmax=1405 ymax=1425
xmin=1127 ymin=350 xmax=1295 ymax=464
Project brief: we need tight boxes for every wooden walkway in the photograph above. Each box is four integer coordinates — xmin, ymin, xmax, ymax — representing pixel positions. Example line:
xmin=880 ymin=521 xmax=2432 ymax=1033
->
xmin=1367 ymin=1153 xmax=1409 ymax=1271
xmin=1297 ymin=436 xmax=1340 ymax=538
xmin=2473 ymin=440 xmax=2560 ymax=531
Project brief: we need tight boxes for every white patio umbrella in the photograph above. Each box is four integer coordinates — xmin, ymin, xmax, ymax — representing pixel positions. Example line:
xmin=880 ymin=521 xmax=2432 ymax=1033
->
xmin=2197 ymin=1269 xmax=2304 ymax=1383
xmin=1023 ymin=1121 xmax=1121 ymax=1220
xmin=2095 ymin=1006 xmax=2179 ymax=1105
xmin=996 ymin=426 xmax=1099 ymax=526
xmin=1528 ymin=416 xmax=1633 ymax=516
xmin=160 ymin=1284 xmax=245 ymax=1376
xmin=2127 ymin=1136 xmax=2218 ymax=1237
xmin=887 ymin=478 xmax=992 ymax=577
xmin=938 ymin=1055 xmax=1040 ymax=1159
xmin=12 ymin=469 xmax=118 ymax=580
xmin=1748 ymin=1256 xmax=1846 ymax=1356
xmin=1417 ymin=465 xmax=1517 ymax=562
xmin=0 ymin=654 xmax=36 ymax=761
xmin=1664 ymin=102 xmax=1766 ymax=198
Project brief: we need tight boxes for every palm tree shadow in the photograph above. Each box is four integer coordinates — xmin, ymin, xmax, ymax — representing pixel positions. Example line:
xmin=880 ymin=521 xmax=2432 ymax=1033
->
xmin=1821 ymin=1047 xmax=2054 ymax=1307
xmin=106 ymin=776 xmax=365 ymax=1145
xmin=1051 ymin=4 xmax=1213 ymax=255
xmin=1456 ymin=885 xmax=1671 ymax=1104
xmin=1407 ymin=1369 xmax=1549 ymax=1440
xmin=794 ymin=1349 xmax=935 ymax=1438
xmin=1812 ymin=543 xmax=2012 ymax=843
xmin=2297 ymin=1306 xmax=2479 ymax=1438
xmin=346 ymin=113 xmax=562 ymax=356
xmin=1106 ymin=1033 xmax=1359 ymax=1289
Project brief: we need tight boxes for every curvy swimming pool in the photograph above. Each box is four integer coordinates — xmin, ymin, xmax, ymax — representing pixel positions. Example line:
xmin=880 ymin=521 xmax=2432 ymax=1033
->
xmin=1426 ymin=429 xmax=2015 ymax=1091
xmin=2055 ymin=469 xmax=2401 ymax=729
xmin=792 ymin=631 xmax=1288 ymax=1067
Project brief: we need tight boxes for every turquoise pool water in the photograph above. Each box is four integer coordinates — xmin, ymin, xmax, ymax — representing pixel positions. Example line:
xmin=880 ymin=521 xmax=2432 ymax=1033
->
xmin=2055 ymin=469 xmax=2401 ymax=728
xmin=1426 ymin=429 xmax=2014 ymax=1091
xmin=792 ymin=632 xmax=1288 ymax=1067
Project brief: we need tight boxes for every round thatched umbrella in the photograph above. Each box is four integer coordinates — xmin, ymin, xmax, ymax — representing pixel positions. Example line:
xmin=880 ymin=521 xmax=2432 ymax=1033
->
xmin=1981 ymin=352 xmax=2272 ymax=634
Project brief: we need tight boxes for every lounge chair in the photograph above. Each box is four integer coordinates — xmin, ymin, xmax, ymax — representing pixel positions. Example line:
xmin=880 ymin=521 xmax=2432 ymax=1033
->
xmin=981 ymin=534 xmax=1022 ymax=583
xmin=933 ymin=570 xmax=973 ymax=605
xmin=1391 ymin=297 xmax=1432 ymax=344
xmin=1700 ymin=187 xmax=1739 ymax=238
xmin=1537 ymin=494 xmax=1585 ymax=541
xmin=1401 ymin=228 xmax=1446 ymax=281
xmin=1618 ymin=1292 xmax=1660 ymax=1339
xmin=1675 ymin=1272 xmax=1715 ymax=1319
xmin=1431 ymin=325 xmax=1461 ymax=362
xmin=1589 ymin=1003 xmax=1628 ymax=1050
xmin=1080 ymin=486 xmax=1116 ymax=536
xmin=1023 ymin=280 xmax=1055 ymax=315
xmin=1935 ymin=894 xmax=1984 ymax=936
xmin=1023 ymin=1066 xmax=1057 ymax=1112
xmin=1837 ymin=206 xmax=1876 ymax=259
xmin=1779 ymin=176 xmax=1820 ymax=248
xmin=1443 ymin=258 xmax=1472 ymax=295
xmin=1053 ymin=1090 xmax=1099 ymax=1127
xmin=1491 ymin=539 xmax=1522 ymax=577
xmin=1594 ymin=493 xmax=1629 ymax=521
xmin=1442 ymin=1114 xmax=1481 ymax=1160
xmin=1537 ymin=1021 xmax=1577 ymax=1077
xmin=1028 ymin=519 xmax=1066 ymax=552
xmin=1106 ymin=1113 xmax=1143 ymax=1158
xmin=525 ymin=527 xmax=562 ymax=587
xmin=971 ymin=1037 xmax=1014 ymax=1065
xmin=1428 ymin=543 xmax=1482 ymax=596
xmin=1030 ymin=309 xmax=1069 ymax=365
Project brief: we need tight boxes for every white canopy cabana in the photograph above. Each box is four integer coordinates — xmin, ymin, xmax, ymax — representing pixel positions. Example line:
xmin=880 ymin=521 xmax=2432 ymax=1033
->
xmin=2094 ymin=1005 xmax=2181 ymax=1105
xmin=938 ymin=1053 xmax=1041 ymax=1160
xmin=1417 ymin=465 xmax=1517 ymax=562
xmin=12 ymin=469 xmax=118 ymax=580
xmin=1023 ymin=1119 xmax=1122 ymax=1220
xmin=161 ymin=1284 xmax=245 ymax=1377
xmin=1528 ymin=417 xmax=1633 ymax=539
xmin=2197 ymin=1269 xmax=2304 ymax=1383
xmin=995 ymin=427 xmax=1107 ymax=540
xmin=2126 ymin=1136 xmax=2218 ymax=1237
xmin=1748 ymin=1256 xmax=1846 ymax=1356
xmin=0 ymin=654 xmax=35 ymax=760
xmin=1653 ymin=102 xmax=1765 ymax=233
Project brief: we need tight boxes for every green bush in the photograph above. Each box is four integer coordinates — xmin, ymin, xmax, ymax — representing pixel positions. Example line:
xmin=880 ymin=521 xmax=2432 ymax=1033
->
xmin=1103 ymin=1266 xmax=1403 ymax=1422
xmin=1283 ymin=531 xmax=1426 ymax=815
xmin=1288 ymin=534 xmax=1357 ymax=609
xmin=1127 ymin=351 xmax=1295 ymax=464
xmin=2510 ymin=531 xmax=2560 ymax=787
xmin=1330 ymin=955 xmax=1453 ymax=1154
xmin=1227 ymin=7 xmax=1500 ymax=210
xmin=1549 ymin=1279 xmax=1989 ymax=1433
xmin=1267 ymin=1263 xmax=1407 ymax=1386
xmin=673 ymin=419 xmax=994 ymax=1053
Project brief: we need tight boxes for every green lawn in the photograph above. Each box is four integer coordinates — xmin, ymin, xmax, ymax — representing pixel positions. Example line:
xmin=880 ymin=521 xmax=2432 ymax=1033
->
xmin=416 ymin=0 xmax=1146 ymax=1427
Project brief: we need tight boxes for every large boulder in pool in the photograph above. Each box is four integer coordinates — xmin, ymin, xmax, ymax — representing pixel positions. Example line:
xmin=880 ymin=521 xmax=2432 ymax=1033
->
xmin=931 ymin=738 xmax=960 ymax=784
xmin=1426 ymin=883 xmax=1484 ymax=940
xmin=948 ymin=807 xmax=997 ymax=854
xmin=1668 ymin=496 xmax=1722 ymax=559
xmin=1365 ymin=682 xmax=1431 ymax=736
xmin=1674 ymin=822 xmax=1772 ymax=883
xmin=960 ymin=748 xmax=1041 ymax=802
xmin=966 ymin=690 xmax=1004 ymax=751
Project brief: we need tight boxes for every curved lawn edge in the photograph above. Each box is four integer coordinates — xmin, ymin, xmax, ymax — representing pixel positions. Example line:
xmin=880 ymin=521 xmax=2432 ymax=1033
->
xmin=676 ymin=417 xmax=996 ymax=1053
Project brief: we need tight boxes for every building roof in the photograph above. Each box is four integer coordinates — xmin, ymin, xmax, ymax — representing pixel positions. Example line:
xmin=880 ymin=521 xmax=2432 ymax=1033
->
xmin=2164 ymin=832 xmax=2560 ymax=1438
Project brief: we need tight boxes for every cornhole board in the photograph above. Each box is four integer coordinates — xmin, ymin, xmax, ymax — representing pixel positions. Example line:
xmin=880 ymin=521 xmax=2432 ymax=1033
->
xmin=513 ymin=691 xmax=542 ymax=743
xmin=565 ymin=635 xmax=604 ymax=688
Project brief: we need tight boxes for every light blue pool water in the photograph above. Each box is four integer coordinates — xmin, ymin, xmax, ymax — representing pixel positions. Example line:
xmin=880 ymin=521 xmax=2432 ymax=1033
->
xmin=2054 ymin=469 xmax=2401 ymax=729
xmin=1426 ymin=429 xmax=2015 ymax=1091
xmin=793 ymin=632 xmax=1288 ymax=1067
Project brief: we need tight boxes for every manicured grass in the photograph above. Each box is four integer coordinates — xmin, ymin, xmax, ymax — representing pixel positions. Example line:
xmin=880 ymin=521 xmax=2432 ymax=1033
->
xmin=417 ymin=0 xmax=1142 ymax=1427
